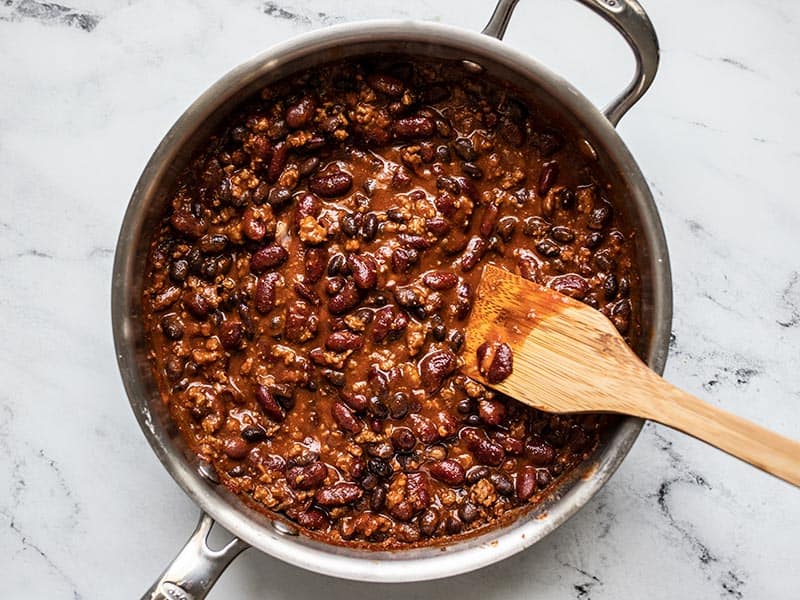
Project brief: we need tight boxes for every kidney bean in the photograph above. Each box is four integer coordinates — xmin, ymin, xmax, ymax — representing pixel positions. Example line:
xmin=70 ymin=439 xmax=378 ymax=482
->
xmin=295 ymin=507 xmax=329 ymax=531
xmin=588 ymin=201 xmax=613 ymax=229
xmin=255 ymin=272 xmax=282 ymax=314
xmin=332 ymin=401 xmax=361 ymax=433
xmin=341 ymin=392 xmax=369 ymax=413
xmin=347 ymin=254 xmax=378 ymax=290
xmin=455 ymin=281 xmax=473 ymax=320
xmin=183 ymin=292 xmax=211 ymax=319
xmin=303 ymin=248 xmax=327 ymax=283
xmin=408 ymin=413 xmax=438 ymax=444
xmin=406 ymin=471 xmax=431 ymax=510
xmin=516 ymin=466 xmax=538 ymax=500
xmin=418 ymin=349 xmax=457 ymax=392
xmin=478 ymin=399 xmax=507 ymax=426
xmin=359 ymin=212 xmax=379 ymax=242
xmin=170 ymin=210 xmax=206 ymax=239
xmin=434 ymin=191 xmax=457 ymax=217
xmin=537 ymin=161 xmax=559 ymax=196
xmin=366 ymin=72 xmax=404 ymax=96
xmin=223 ymin=437 xmax=249 ymax=460
xmin=526 ymin=439 xmax=555 ymax=466
xmin=256 ymin=384 xmax=285 ymax=421
xmin=285 ymin=300 xmax=318 ymax=343
xmin=429 ymin=459 xmax=466 ymax=486
xmin=286 ymin=461 xmax=328 ymax=490
xmin=548 ymin=273 xmax=589 ymax=301
xmin=289 ymin=281 xmax=318 ymax=307
xmin=477 ymin=204 xmax=499 ymax=238
xmin=250 ymin=244 xmax=288 ymax=273
xmin=424 ymin=217 xmax=451 ymax=237
xmin=391 ymin=247 xmax=418 ymax=274
xmin=371 ymin=305 xmax=407 ymax=342
xmin=267 ymin=142 xmax=288 ymax=184
xmin=476 ymin=341 xmax=514 ymax=384
xmin=286 ymin=95 xmax=315 ymax=129
xmin=241 ymin=207 xmax=267 ymax=242
xmin=393 ymin=115 xmax=435 ymax=139
xmin=218 ymin=320 xmax=244 ymax=350
xmin=422 ymin=270 xmax=458 ymax=290
xmin=328 ymin=280 xmax=360 ymax=315
xmin=462 ymin=428 xmax=505 ymax=466
xmin=309 ymin=171 xmax=353 ymax=197
xmin=325 ymin=330 xmax=364 ymax=352
xmin=460 ymin=237 xmax=487 ymax=273
xmin=314 ymin=482 xmax=363 ymax=507
xmin=398 ymin=233 xmax=432 ymax=250
xmin=160 ymin=314 xmax=184 ymax=340
xmin=295 ymin=192 xmax=322 ymax=227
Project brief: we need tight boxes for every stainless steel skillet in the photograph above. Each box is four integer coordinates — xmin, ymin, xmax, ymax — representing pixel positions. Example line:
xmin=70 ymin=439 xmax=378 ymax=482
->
xmin=111 ymin=1 xmax=672 ymax=597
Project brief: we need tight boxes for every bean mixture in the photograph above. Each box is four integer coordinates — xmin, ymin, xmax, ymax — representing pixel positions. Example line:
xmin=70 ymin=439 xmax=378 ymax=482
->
xmin=143 ymin=57 xmax=640 ymax=548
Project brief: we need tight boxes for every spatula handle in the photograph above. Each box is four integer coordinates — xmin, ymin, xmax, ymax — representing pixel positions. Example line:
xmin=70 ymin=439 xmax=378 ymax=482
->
xmin=643 ymin=375 xmax=800 ymax=487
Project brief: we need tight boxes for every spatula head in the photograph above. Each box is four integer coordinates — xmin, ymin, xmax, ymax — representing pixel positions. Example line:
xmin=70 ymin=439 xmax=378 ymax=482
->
xmin=463 ymin=265 xmax=646 ymax=414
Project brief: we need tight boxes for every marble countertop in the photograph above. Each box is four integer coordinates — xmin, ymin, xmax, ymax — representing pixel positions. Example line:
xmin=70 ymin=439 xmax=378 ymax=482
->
xmin=1 ymin=0 xmax=798 ymax=598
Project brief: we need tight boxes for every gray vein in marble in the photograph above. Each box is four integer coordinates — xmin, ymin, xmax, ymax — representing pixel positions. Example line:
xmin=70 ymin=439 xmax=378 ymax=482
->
xmin=14 ymin=248 xmax=53 ymax=259
xmin=0 ymin=403 xmax=82 ymax=598
xmin=4 ymin=516 xmax=83 ymax=600
xmin=648 ymin=429 xmax=749 ymax=599
xmin=260 ymin=1 xmax=342 ymax=26
xmin=777 ymin=271 xmax=800 ymax=328
xmin=718 ymin=57 xmax=755 ymax=74
xmin=87 ymin=246 xmax=113 ymax=258
xmin=0 ymin=0 xmax=100 ymax=32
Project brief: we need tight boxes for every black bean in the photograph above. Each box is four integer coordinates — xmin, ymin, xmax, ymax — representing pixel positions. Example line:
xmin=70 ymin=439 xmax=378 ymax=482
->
xmin=241 ymin=425 xmax=267 ymax=443
xmin=368 ymin=457 xmax=392 ymax=478
xmin=360 ymin=212 xmax=379 ymax=242
xmin=169 ymin=259 xmax=189 ymax=283
xmin=461 ymin=162 xmax=483 ymax=179
xmin=452 ymin=137 xmax=477 ymax=161
xmin=160 ymin=314 xmax=184 ymax=340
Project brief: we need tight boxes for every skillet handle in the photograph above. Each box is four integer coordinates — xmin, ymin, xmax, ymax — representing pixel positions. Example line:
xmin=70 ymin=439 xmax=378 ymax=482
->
xmin=482 ymin=0 xmax=659 ymax=126
xmin=141 ymin=512 xmax=249 ymax=600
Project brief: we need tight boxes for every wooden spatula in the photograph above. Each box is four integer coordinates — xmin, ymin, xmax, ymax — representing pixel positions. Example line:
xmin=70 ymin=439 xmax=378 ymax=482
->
xmin=463 ymin=264 xmax=800 ymax=486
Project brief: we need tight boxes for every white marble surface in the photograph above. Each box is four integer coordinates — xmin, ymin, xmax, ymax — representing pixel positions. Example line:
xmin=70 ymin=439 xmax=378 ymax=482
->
xmin=1 ymin=0 xmax=799 ymax=598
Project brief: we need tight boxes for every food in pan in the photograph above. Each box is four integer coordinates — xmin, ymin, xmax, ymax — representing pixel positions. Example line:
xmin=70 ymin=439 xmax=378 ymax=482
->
xmin=143 ymin=56 xmax=640 ymax=547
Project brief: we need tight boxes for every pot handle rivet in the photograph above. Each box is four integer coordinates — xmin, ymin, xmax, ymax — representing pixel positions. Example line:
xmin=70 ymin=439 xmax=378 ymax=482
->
xmin=140 ymin=512 xmax=249 ymax=600
xmin=482 ymin=0 xmax=659 ymax=126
